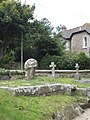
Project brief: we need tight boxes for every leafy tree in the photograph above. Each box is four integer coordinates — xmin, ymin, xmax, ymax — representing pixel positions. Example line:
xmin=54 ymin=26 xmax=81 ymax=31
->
xmin=53 ymin=25 xmax=66 ymax=55
xmin=24 ymin=18 xmax=62 ymax=62
xmin=0 ymin=0 xmax=35 ymax=60
xmin=0 ymin=0 xmax=66 ymax=69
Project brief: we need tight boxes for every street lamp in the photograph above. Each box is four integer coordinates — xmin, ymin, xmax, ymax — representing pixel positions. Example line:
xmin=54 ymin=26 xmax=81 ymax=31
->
xmin=21 ymin=31 xmax=23 ymax=70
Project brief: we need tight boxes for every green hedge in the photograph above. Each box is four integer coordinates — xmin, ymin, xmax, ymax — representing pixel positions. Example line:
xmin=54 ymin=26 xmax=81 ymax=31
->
xmin=39 ymin=52 xmax=90 ymax=70
xmin=0 ymin=68 xmax=25 ymax=76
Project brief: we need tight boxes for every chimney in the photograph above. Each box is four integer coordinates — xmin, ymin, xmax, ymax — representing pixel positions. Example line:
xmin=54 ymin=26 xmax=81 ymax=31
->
xmin=62 ymin=25 xmax=67 ymax=31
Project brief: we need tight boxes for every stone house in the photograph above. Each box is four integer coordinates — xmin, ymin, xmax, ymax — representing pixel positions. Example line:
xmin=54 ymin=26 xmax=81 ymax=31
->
xmin=62 ymin=23 xmax=90 ymax=56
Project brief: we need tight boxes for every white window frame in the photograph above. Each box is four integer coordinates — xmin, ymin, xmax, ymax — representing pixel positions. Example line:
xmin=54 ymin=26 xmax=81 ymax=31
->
xmin=83 ymin=36 xmax=88 ymax=48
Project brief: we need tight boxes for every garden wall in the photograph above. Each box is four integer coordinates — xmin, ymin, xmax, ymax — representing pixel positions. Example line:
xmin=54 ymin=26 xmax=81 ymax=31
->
xmin=35 ymin=70 xmax=90 ymax=78
xmin=9 ymin=83 xmax=76 ymax=96
xmin=1 ymin=69 xmax=90 ymax=80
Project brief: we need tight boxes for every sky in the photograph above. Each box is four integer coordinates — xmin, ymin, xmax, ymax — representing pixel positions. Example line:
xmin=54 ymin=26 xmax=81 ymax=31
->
xmin=21 ymin=0 xmax=90 ymax=30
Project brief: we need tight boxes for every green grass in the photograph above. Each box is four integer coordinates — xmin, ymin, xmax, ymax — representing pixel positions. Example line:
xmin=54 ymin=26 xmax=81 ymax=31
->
xmin=0 ymin=76 xmax=90 ymax=88
xmin=0 ymin=89 xmax=86 ymax=120
xmin=0 ymin=77 xmax=89 ymax=119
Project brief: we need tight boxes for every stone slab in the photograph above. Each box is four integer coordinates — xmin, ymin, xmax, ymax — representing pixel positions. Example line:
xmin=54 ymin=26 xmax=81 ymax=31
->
xmin=75 ymin=79 xmax=90 ymax=84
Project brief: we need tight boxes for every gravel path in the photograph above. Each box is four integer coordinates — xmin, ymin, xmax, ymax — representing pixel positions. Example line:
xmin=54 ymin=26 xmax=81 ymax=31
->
xmin=73 ymin=108 xmax=90 ymax=120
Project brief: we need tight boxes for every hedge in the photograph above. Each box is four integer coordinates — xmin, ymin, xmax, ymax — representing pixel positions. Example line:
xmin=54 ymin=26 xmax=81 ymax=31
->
xmin=39 ymin=52 xmax=90 ymax=70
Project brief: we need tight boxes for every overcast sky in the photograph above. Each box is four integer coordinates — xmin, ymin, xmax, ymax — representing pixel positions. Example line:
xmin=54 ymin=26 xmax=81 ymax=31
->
xmin=21 ymin=0 xmax=90 ymax=29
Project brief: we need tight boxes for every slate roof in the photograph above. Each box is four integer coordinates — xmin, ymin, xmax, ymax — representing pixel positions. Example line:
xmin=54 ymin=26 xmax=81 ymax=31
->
xmin=62 ymin=23 xmax=90 ymax=39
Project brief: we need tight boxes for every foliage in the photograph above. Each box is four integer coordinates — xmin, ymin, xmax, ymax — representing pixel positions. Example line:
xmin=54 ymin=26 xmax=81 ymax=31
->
xmin=64 ymin=52 xmax=90 ymax=70
xmin=53 ymin=25 xmax=66 ymax=55
xmin=0 ymin=0 xmax=35 ymax=60
xmin=39 ymin=54 xmax=60 ymax=69
xmin=24 ymin=19 xmax=63 ymax=62
xmin=9 ymin=70 xmax=25 ymax=75
xmin=0 ymin=0 xmax=66 ymax=66
xmin=0 ymin=69 xmax=25 ymax=75
xmin=40 ymin=52 xmax=90 ymax=70
xmin=75 ymin=52 xmax=90 ymax=69
xmin=1 ymin=50 xmax=15 ymax=63
xmin=39 ymin=54 xmax=75 ymax=70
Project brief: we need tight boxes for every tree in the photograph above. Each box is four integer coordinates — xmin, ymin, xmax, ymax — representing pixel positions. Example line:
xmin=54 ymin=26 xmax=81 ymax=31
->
xmin=53 ymin=25 xmax=66 ymax=55
xmin=0 ymin=0 xmax=66 ymax=68
xmin=24 ymin=18 xmax=61 ymax=62
xmin=0 ymin=0 xmax=35 ymax=60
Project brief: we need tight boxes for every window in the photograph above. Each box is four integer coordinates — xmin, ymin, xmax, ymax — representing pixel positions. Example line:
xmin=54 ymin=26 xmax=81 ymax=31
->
xmin=83 ymin=36 xmax=88 ymax=48
xmin=65 ymin=41 xmax=70 ymax=50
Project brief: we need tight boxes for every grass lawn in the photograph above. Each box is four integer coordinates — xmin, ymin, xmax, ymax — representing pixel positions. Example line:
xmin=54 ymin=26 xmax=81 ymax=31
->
xmin=0 ymin=89 xmax=86 ymax=120
xmin=0 ymin=76 xmax=90 ymax=88
xmin=0 ymin=77 xmax=90 ymax=120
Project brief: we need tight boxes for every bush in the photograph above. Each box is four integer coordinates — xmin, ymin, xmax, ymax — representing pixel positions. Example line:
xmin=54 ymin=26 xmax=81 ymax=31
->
xmin=0 ymin=69 xmax=25 ymax=76
xmin=39 ymin=52 xmax=90 ymax=70
xmin=39 ymin=54 xmax=63 ymax=69
xmin=39 ymin=54 xmax=76 ymax=70
xmin=75 ymin=52 xmax=90 ymax=69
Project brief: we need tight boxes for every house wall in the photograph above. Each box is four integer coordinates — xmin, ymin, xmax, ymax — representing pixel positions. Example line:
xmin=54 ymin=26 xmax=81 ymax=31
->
xmin=71 ymin=32 xmax=90 ymax=56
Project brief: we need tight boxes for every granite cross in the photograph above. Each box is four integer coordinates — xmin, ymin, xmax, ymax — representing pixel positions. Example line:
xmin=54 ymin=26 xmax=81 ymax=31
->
xmin=75 ymin=63 xmax=81 ymax=80
xmin=49 ymin=62 xmax=56 ymax=77
xmin=75 ymin=63 xmax=79 ymax=74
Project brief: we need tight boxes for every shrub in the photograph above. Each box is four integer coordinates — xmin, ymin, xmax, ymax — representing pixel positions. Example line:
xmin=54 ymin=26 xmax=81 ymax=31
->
xmin=0 ymin=69 xmax=25 ymax=76
xmin=75 ymin=52 xmax=90 ymax=69
xmin=39 ymin=52 xmax=90 ymax=70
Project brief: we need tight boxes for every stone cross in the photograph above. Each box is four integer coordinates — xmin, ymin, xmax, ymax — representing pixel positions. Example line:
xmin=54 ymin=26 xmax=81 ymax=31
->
xmin=75 ymin=63 xmax=81 ymax=80
xmin=75 ymin=63 xmax=79 ymax=74
xmin=49 ymin=62 xmax=56 ymax=77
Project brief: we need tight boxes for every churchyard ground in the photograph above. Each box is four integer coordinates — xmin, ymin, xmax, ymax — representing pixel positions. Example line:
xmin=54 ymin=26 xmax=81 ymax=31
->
xmin=0 ymin=77 xmax=90 ymax=120
xmin=0 ymin=77 xmax=90 ymax=88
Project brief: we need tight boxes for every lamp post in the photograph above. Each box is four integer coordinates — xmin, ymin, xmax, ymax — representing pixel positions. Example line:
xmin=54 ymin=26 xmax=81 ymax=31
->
xmin=21 ymin=31 xmax=23 ymax=70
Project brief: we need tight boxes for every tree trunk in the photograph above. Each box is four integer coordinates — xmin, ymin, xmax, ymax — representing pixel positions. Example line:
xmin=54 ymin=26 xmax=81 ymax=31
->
xmin=0 ymin=47 xmax=6 ymax=60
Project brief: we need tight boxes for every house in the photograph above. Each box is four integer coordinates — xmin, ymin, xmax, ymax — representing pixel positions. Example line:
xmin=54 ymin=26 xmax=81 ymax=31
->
xmin=62 ymin=23 xmax=90 ymax=56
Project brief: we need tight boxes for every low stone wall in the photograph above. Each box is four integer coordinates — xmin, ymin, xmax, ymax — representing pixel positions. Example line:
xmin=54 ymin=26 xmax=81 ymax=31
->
xmin=36 ymin=70 xmax=90 ymax=78
xmin=76 ymin=88 xmax=90 ymax=97
xmin=1 ymin=69 xmax=90 ymax=80
xmin=9 ymin=83 xmax=76 ymax=96
xmin=4 ymin=83 xmax=90 ymax=97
